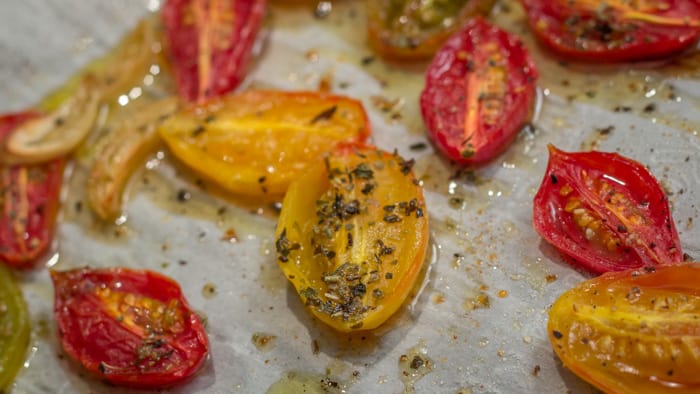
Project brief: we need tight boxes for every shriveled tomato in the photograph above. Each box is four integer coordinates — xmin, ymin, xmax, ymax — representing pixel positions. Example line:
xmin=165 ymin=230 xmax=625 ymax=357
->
xmin=275 ymin=145 xmax=429 ymax=332
xmin=162 ymin=0 xmax=266 ymax=102
xmin=549 ymin=263 xmax=700 ymax=394
xmin=0 ymin=264 xmax=30 ymax=390
xmin=533 ymin=145 xmax=683 ymax=274
xmin=521 ymin=0 xmax=700 ymax=62
xmin=0 ymin=112 xmax=64 ymax=269
xmin=158 ymin=90 xmax=371 ymax=198
xmin=51 ymin=267 xmax=209 ymax=389
xmin=420 ymin=17 xmax=538 ymax=164
xmin=366 ymin=0 xmax=495 ymax=61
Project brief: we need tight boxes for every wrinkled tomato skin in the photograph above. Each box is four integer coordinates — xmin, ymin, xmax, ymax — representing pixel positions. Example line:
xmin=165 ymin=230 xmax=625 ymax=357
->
xmin=533 ymin=145 xmax=683 ymax=274
xmin=275 ymin=145 xmax=429 ymax=332
xmin=51 ymin=268 xmax=209 ymax=389
xmin=420 ymin=17 xmax=538 ymax=165
xmin=0 ymin=112 xmax=64 ymax=269
xmin=521 ymin=0 xmax=700 ymax=62
xmin=549 ymin=263 xmax=700 ymax=394
xmin=162 ymin=0 xmax=266 ymax=102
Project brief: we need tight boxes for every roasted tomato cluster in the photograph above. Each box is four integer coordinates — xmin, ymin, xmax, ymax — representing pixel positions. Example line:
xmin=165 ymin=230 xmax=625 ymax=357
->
xmin=1 ymin=0 xmax=698 ymax=392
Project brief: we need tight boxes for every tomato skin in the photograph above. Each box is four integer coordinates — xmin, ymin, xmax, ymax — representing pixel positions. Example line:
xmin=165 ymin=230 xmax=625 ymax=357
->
xmin=0 ymin=112 xmax=65 ymax=269
xmin=162 ymin=0 xmax=266 ymax=102
xmin=521 ymin=0 xmax=700 ymax=62
xmin=533 ymin=145 xmax=683 ymax=275
xmin=549 ymin=263 xmax=700 ymax=394
xmin=275 ymin=145 xmax=429 ymax=332
xmin=51 ymin=267 xmax=209 ymax=389
xmin=420 ymin=17 xmax=538 ymax=165
xmin=366 ymin=0 xmax=495 ymax=61
xmin=158 ymin=90 xmax=371 ymax=198
xmin=0 ymin=264 xmax=30 ymax=390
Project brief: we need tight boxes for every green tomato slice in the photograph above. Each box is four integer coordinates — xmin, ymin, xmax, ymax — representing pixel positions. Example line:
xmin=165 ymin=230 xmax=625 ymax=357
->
xmin=0 ymin=265 xmax=30 ymax=390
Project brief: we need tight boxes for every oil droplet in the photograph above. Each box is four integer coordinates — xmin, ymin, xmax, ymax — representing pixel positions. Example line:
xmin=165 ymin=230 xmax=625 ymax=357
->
xmin=251 ymin=332 xmax=277 ymax=353
xmin=497 ymin=290 xmax=508 ymax=298
xmin=398 ymin=341 xmax=434 ymax=394
xmin=464 ymin=292 xmax=490 ymax=312
xmin=201 ymin=282 xmax=217 ymax=299
xmin=266 ymin=371 xmax=346 ymax=394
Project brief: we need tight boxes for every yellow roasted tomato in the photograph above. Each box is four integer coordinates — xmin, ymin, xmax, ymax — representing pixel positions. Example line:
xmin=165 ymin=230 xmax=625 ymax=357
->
xmin=275 ymin=145 xmax=429 ymax=332
xmin=548 ymin=263 xmax=700 ymax=394
xmin=158 ymin=90 xmax=370 ymax=198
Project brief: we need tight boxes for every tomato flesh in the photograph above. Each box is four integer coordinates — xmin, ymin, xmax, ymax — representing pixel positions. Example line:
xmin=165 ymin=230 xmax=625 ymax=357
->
xmin=0 ymin=264 xmax=30 ymax=390
xmin=51 ymin=267 xmax=209 ymax=389
xmin=366 ymin=0 xmax=495 ymax=60
xmin=158 ymin=90 xmax=371 ymax=198
xmin=0 ymin=112 xmax=64 ymax=269
xmin=533 ymin=145 xmax=683 ymax=274
xmin=275 ymin=146 xmax=429 ymax=332
xmin=162 ymin=0 xmax=266 ymax=102
xmin=549 ymin=263 xmax=700 ymax=394
xmin=521 ymin=0 xmax=700 ymax=62
xmin=420 ymin=17 xmax=538 ymax=164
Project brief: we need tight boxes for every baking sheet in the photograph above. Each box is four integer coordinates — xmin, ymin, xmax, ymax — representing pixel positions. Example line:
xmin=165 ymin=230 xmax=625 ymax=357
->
xmin=1 ymin=1 xmax=700 ymax=393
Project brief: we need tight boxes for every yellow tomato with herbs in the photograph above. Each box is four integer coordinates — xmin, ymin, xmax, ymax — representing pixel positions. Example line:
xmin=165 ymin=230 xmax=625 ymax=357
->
xmin=275 ymin=145 xmax=429 ymax=332
xmin=548 ymin=263 xmax=700 ymax=394
xmin=158 ymin=90 xmax=370 ymax=198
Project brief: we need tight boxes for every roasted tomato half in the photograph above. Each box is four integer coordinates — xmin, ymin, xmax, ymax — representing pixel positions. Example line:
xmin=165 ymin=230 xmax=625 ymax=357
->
xmin=521 ymin=0 xmax=700 ymax=62
xmin=162 ymin=0 xmax=266 ymax=102
xmin=420 ymin=17 xmax=538 ymax=164
xmin=0 ymin=112 xmax=64 ymax=269
xmin=0 ymin=264 xmax=30 ymax=390
xmin=159 ymin=90 xmax=370 ymax=198
xmin=533 ymin=145 xmax=683 ymax=274
xmin=275 ymin=145 xmax=429 ymax=332
xmin=549 ymin=263 xmax=700 ymax=394
xmin=51 ymin=267 xmax=209 ymax=389
xmin=366 ymin=0 xmax=495 ymax=60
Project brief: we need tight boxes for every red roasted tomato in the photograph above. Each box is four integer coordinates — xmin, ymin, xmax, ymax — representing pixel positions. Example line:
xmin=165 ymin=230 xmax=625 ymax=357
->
xmin=533 ymin=145 xmax=683 ymax=274
xmin=162 ymin=0 xmax=266 ymax=102
xmin=0 ymin=112 xmax=64 ymax=269
xmin=420 ymin=17 xmax=538 ymax=165
xmin=520 ymin=0 xmax=700 ymax=62
xmin=51 ymin=267 xmax=209 ymax=389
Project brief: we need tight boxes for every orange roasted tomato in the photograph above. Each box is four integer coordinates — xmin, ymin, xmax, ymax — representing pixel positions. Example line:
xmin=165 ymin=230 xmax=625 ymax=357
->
xmin=51 ymin=267 xmax=209 ymax=389
xmin=548 ymin=263 xmax=700 ymax=394
xmin=366 ymin=0 xmax=495 ymax=61
xmin=275 ymin=145 xmax=429 ymax=332
xmin=158 ymin=90 xmax=371 ymax=198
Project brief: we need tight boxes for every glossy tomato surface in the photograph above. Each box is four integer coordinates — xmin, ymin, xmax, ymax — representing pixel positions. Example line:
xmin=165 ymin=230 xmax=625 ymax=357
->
xmin=533 ymin=145 xmax=683 ymax=274
xmin=51 ymin=267 xmax=209 ymax=389
xmin=159 ymin=90 xmax=371 ymax=198
xmin=366 ymin=0 xmax=495 ymax=60
xmin=0 ymin=112 xmax=64 ymax=269
xmin=275 ymin=146 xmax=429 ymax=332
xmin=549 ymin=263 xmax=700 ymax=394
xmin=0 ymin=264 xmax=30 ymax=390
xmin=521 ymin=0 xmax=700 ymax=62
xmin=420 ymin=17 xmax=538 ymax=165
xmin=162 ymin=0 xmax=266 ymax=102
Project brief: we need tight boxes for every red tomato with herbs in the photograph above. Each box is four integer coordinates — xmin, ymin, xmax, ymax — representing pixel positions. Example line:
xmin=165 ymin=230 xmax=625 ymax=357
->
xmin=521 ymin=0 xmax=700 ymax=62
xmin=420 ymin=17 xmax=538 ymax=165
xmin=51 ymin=267 xmax=209 ymax=389
xmin=162 ymin=0 xmax=266 ymax=102
xmin=0 ymin=112 xmax=64 ymax=269
xmin=533 ymin=145 xmax=683 ymax=275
